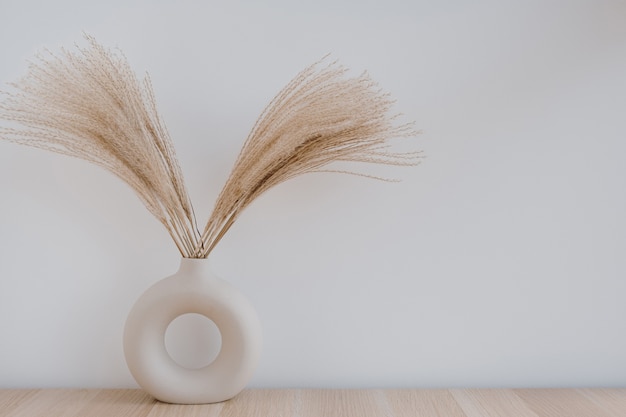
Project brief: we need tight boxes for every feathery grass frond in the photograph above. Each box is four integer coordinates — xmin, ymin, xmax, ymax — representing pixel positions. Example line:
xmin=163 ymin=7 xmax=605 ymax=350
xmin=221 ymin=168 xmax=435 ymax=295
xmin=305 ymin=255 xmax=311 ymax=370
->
xmin=0 ymin=35 xmax=200 ymax=257
xmin=0 ymin=36 xmax=420 ymax=259
xmin=198 ymin=60 xmax=420 ymax=256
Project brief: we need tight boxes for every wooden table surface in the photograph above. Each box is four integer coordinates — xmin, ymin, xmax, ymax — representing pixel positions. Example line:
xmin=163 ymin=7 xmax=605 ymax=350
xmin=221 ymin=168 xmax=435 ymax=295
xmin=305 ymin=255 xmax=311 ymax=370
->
xmin=1 ymin=388 xmax=625 ymax=417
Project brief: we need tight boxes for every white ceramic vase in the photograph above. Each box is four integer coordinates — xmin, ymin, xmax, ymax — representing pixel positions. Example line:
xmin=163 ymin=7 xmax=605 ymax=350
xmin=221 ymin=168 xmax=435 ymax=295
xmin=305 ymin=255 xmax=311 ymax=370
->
xmin=123 ymin=258 xmax=262 ymax=404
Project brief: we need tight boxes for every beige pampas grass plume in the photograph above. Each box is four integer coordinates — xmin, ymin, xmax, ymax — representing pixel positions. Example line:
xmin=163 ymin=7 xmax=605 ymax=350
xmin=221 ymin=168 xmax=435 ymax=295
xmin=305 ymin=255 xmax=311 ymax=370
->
xmin=0 ymin=35 xmax=199 ymax=257
xmin=0 ymin=36 xmax=420 ymax=258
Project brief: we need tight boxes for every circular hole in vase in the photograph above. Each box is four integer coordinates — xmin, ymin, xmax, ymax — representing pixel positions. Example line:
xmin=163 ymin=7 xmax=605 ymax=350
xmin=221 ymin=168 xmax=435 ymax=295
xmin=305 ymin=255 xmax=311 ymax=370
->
xmin=164 ymin=313 xmax=222 ymax=369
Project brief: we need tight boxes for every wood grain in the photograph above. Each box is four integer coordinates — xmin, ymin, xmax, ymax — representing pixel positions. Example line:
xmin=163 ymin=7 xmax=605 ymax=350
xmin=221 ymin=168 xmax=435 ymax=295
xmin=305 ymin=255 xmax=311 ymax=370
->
xmin=514 ymin=389 xmax=617 ymax=417
xmin=298 ymin=389 xmax=383 ymax=417
xmin=579 ymin=388 xmax=626 ymax=417
xmin=384 ymin=389 xmax=466 ymax=417
xmin=7 ymin=389 xmax=100 ymax=417
xmin=72 ymin=389 xmax=155 ymax=417
xmin=0 ymin=390 xmax=40 ymax=416
xmin=219 ymin=389 xmax=298 ymax=417
xmin=2 ymin=388 xmax=626 ymax=417
xmin=451 ymin=389 xmax=539 ymax=417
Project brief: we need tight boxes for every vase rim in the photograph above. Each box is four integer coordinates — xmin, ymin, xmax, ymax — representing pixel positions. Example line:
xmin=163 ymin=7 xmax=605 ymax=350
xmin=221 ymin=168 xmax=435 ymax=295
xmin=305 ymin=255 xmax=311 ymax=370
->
xmin=177 ymin=257 xmax=215 ymax=276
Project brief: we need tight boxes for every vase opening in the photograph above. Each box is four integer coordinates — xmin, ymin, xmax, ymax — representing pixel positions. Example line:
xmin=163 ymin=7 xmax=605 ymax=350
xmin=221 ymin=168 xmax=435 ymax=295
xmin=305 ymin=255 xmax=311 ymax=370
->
xmin=164 ymin=313 xmax=223 ymax=370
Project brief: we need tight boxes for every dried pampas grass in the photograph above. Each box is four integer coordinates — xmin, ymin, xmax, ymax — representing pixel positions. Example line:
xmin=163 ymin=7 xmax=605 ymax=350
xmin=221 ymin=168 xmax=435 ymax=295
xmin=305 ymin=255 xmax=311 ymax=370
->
xmin=0 ymin=36 xmax=420 ymax=258
xmin=0 ymin=35 xmax=199 ymax=257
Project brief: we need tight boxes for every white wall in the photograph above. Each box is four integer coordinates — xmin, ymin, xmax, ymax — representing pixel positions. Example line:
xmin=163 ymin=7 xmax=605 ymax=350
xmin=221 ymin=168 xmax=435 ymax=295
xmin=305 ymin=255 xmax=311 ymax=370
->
xmin=1 ymin=0 xmax=625 ymax=388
